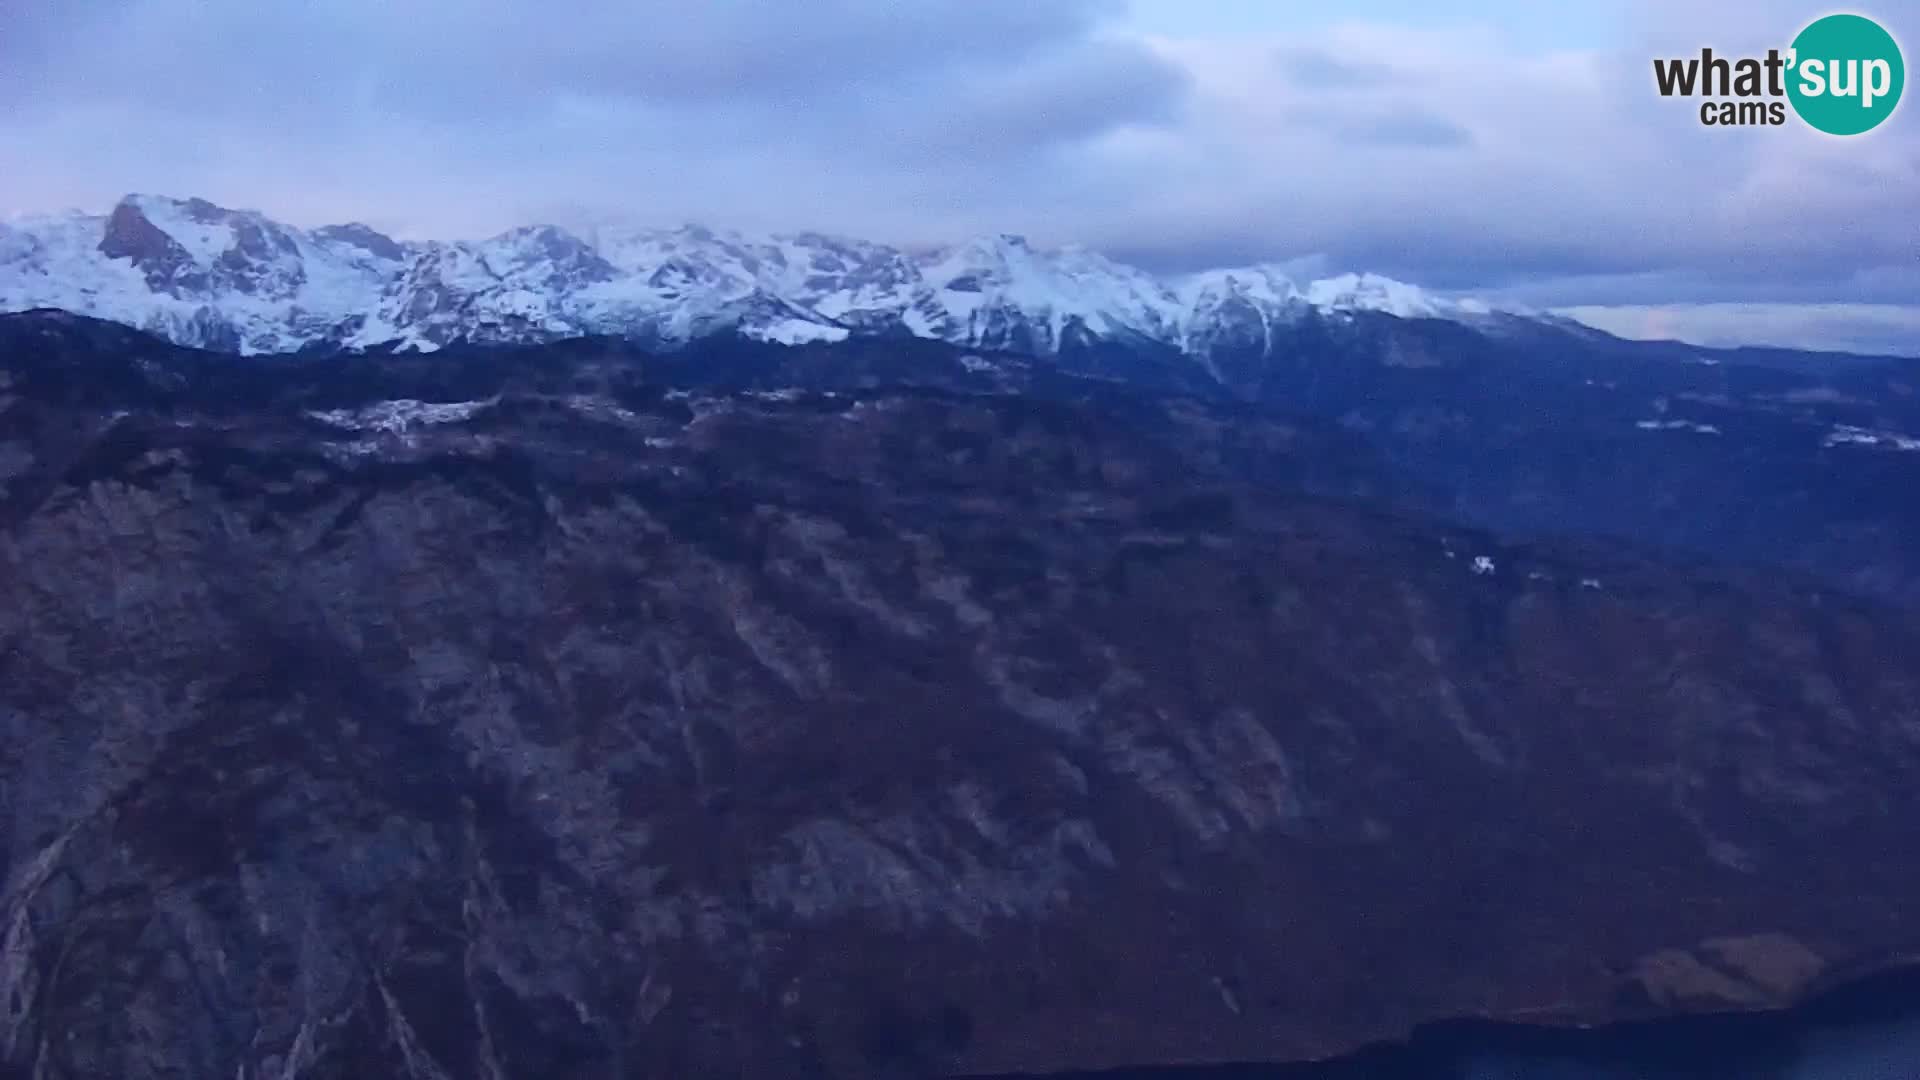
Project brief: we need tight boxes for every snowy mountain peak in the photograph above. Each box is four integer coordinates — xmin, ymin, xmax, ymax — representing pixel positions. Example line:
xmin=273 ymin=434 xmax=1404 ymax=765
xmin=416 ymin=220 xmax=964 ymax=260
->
xmin=1303 ymin=272 xmax=1456 ymax=320
xmin=1178 ymin=265 xmax=1306 ymax=306
xmin=311 ymin=223 xmax=409 ymax=263
xmin=0 ymin=193 xmax=1523 ymax=357
xmin=481 ymin=225 xmax=617 ymax=292
xmin=98 ymin=198 xmax=200 ymax=295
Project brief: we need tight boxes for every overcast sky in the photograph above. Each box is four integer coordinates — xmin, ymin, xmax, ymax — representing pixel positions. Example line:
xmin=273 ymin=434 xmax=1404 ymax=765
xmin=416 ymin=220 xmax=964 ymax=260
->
xmin=1 ymin=0 xmax=1914 ymax=353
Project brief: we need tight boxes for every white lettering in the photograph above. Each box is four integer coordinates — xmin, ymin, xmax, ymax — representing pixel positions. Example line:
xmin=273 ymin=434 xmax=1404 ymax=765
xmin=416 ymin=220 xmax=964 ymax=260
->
xmin=1863 ymin=59 xmax=1892 ymax=108
xmin=1801 ymin=57 xmax=1828 ymax=96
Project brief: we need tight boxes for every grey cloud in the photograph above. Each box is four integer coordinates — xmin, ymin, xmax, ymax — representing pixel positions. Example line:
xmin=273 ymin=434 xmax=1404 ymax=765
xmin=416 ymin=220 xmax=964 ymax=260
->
xmin=1108 ymin=205 xmax=1919 ymax=311
xmin=0 ymin=0 xmax=1151 ymax=138
xmin=1562 ymin=303 xmax=1920 ymax=357
xmin=1485 ymin=265 xmax=1920 ymax=310
xmin=1338 ymin=108 xmax=1475 ymax=147
xmin=2 ymin=0 xmax=1185 ymax=165
xmin=742 ymin=36 xmax=1190 ymax=168
xmin=0 ymin=0 xmax=1183 ymax=237
xmin=1274 ymin=48 xmax=1395 ymax=88
xmin=934 ymin=40 xmax=1190 ymax=150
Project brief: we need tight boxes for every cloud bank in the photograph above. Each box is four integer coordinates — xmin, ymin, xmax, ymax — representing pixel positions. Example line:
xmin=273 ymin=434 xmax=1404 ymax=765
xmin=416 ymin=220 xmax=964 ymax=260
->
xmin=0 ymin=0 xmax=1912 ymax=352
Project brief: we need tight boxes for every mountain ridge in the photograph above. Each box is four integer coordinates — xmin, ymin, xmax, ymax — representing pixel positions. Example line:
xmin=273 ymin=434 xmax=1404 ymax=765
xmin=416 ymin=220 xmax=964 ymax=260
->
xmin=1 ymin=193 xmax=1533 ymax=356
xmin=5 ymin=311 xmax=1920 ymax=1078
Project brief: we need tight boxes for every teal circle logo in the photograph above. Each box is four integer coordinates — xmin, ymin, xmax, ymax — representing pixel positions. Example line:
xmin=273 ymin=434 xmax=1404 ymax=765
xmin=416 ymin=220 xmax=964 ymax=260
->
xmin=1787 ymin=14 xmax=1904 ymax=135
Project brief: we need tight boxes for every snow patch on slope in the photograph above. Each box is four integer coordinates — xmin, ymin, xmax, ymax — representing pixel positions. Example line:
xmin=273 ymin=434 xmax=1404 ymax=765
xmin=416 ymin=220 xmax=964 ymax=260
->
xmin=1825 ymin=425 xmax=1920 ymax=452
xmin=307 ymin=398 xmax=497 ymax=433
xmin=1637 ymin=419 xmax=1723 ymax=435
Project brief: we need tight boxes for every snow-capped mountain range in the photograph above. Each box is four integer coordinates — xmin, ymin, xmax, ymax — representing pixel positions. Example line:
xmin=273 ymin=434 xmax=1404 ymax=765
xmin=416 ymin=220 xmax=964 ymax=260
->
xmin=0 ymin=194 xmax=1519 ymax=356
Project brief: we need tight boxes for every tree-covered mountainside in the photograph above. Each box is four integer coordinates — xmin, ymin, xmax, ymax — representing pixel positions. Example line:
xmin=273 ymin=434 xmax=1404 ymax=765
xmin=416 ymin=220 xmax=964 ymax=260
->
xmin=2 ymin=313 xmax=1918 ymax=1077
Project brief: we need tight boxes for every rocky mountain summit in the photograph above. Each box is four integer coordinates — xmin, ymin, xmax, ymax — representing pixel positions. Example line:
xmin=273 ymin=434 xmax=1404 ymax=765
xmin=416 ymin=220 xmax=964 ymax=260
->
xmin=3 ymin=312 xmax=1920 ymax=1078
xmin=0 ymin=195 xmax=1516 ymax=355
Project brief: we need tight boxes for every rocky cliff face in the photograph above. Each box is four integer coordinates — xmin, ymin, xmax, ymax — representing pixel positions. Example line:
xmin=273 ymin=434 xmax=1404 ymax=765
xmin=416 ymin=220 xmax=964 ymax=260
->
xmin=2 ymin=313 xmax=1920 ymax=1079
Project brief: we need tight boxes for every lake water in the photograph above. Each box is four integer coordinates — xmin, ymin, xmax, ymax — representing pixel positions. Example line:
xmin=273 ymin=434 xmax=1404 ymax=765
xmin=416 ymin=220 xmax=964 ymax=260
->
xmin=978 ymin=969 xmax=1920 ymax=1079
